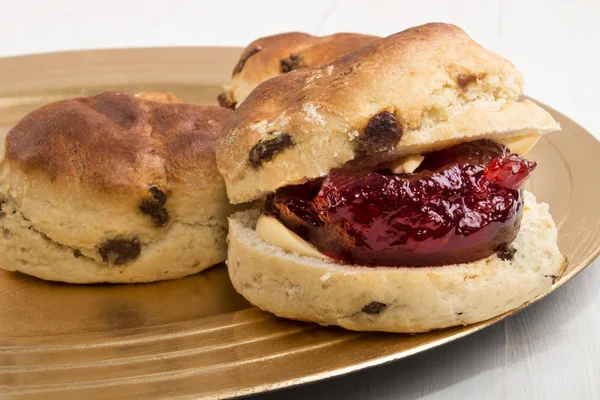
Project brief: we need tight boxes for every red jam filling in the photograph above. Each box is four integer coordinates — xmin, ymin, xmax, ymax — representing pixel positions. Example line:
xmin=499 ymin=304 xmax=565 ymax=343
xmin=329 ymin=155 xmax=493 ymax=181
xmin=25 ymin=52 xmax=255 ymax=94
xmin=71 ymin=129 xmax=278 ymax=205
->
xmin=264 ymin=140 xmax=537 ymax=267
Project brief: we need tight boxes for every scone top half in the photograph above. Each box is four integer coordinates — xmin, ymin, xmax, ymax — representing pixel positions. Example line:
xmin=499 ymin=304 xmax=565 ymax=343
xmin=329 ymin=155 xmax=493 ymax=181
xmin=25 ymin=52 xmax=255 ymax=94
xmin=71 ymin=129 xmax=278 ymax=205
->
xmin=219 ymin=32 xmax=378 ymax=109
xmin=0 ymin=91 xmax=235 ymax=283
xmin=217 ymin=23 xmax=559 ymax=204
xmin=217 ymin=23 xmax=565 ymax=332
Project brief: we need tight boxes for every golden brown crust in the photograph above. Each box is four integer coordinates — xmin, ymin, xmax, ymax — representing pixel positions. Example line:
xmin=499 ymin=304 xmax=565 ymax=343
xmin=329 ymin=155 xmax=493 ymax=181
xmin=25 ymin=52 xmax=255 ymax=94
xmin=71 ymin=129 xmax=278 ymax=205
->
xmin=220 ymin=32 xmax=378 ymax=108
xmin=216 ymin=23 xmax=560 ymax=203
xmin=5 ymin=91 xmax=232 ymax=195
xmin=0 ymin=92 xmax=237 ymax=283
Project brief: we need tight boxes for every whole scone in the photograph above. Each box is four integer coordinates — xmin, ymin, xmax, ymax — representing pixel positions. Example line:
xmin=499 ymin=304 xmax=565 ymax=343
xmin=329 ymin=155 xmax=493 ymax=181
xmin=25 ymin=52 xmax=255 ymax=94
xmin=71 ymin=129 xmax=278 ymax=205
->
xmin=218 ymin=32 xmax=378 ymax=109
xmin=0 ymin=91 xmax=235 ymax=284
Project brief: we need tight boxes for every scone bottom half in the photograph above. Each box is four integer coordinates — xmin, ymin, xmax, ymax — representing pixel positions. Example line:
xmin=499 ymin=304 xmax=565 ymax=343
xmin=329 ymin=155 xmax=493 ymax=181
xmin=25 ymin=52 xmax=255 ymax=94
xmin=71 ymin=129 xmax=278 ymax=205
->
xmin=227 ymin=192 xmax=565 ymax=333
xmin=218 ymin=23 xmax=566 ymax=332
xmin=0 ymin=91 xmax=237 ymax=284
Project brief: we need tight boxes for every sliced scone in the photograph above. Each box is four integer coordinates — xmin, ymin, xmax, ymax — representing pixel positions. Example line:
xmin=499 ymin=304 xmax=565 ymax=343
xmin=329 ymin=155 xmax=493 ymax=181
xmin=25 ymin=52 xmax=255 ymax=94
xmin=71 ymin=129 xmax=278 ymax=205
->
xmin=217 ymin=23 xmax=565 ymax=332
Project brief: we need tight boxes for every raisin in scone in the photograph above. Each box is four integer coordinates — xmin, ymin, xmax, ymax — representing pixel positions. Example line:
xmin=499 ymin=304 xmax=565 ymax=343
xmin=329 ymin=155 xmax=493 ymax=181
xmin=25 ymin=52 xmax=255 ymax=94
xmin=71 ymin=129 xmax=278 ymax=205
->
xmin=0 ymin=91 xmax=236 ymax=283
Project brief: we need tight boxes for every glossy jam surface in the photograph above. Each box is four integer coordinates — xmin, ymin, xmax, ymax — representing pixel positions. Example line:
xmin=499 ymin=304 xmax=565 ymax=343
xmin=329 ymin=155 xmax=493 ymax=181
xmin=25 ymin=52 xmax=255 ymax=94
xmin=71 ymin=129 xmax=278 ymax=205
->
xmin=265 ymin=140 xmax=537 ymax=267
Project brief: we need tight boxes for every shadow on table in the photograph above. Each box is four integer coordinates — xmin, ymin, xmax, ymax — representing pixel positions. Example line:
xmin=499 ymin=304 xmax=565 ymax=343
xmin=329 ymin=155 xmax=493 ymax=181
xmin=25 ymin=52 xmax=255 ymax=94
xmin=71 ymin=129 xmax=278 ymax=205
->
xmin=245 ymin=264 xmax=596 ymax=400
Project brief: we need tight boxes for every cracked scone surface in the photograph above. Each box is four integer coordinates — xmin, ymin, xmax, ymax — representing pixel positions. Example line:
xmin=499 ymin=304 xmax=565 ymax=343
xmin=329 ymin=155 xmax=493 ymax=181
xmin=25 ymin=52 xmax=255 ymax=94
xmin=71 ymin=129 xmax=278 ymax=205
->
xmin=226 ymin=191 xmax=565 ymax=333
xmin=216 ymin=23 xmax=560 ymax=204
xmin=0 ymin=91 xmax=235 ymax=283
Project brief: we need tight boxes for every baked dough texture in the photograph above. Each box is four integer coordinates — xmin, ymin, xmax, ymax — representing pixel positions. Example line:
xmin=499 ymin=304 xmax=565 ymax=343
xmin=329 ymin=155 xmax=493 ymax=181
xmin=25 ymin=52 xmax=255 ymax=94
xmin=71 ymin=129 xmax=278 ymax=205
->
xmin=219 ymin=32 xmax=378 ymax=109
xmin=226 ymin=191 xmax=566 ymax=333
xmin=216 ymin=23 xmax=560 ymax=204
xmin=0 ymin=91 xmax=236 ymax=283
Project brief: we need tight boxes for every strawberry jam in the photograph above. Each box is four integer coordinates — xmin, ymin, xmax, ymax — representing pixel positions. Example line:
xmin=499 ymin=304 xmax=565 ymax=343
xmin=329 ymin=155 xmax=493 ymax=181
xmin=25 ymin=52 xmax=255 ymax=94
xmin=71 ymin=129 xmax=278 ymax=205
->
xmin=265 ymin=140 xmax=536 ymax=266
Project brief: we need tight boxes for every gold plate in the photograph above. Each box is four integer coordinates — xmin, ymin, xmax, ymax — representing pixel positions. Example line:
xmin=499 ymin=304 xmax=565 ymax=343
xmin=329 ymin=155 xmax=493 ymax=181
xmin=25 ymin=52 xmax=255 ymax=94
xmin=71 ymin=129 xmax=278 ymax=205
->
xmin=0 ymin=48 xmax=599 ymax=399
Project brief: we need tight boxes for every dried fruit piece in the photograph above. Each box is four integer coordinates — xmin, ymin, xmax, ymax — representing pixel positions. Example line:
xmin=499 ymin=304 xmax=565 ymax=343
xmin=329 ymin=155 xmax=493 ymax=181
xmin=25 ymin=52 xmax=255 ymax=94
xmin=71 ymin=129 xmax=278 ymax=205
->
xmin=496 ymin=244 xmax=517 ymax=261
xmin=139 ymin=186 xmax=169 ymax=227
xmin=362 ymin=302 xmax=387 ymax=314
xmin=99 ymin=238 xmax=141 ymax=265
xmin=280 ymin=54 xmax=304 ymax=73
xmin=217 ymin=92 xmax=236 ymax=109
xmin=357 ymin=111 xmax=403 ymax=154
xmin=249 ymin=133 xmax=294 ymax=167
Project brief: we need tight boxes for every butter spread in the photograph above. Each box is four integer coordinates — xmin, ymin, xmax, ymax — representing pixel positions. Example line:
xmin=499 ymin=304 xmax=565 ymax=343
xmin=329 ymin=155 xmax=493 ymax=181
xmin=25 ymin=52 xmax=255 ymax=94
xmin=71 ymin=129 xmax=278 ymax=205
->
xmin=389 ymin=154 xmax=425 ymax=174
xmin=494 ymin=135 xmax=540 ymax=155
xmin=388 ymin=136 xmax=539 ymax=174
xmin=256 ymin=214 xmax=329 ymax=259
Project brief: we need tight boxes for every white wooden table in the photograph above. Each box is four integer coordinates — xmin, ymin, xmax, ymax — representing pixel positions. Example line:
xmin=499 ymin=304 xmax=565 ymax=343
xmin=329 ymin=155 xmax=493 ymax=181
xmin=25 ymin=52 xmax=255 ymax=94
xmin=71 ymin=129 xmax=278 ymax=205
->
xmin=1 ymin=1 xmax=598 ymax=399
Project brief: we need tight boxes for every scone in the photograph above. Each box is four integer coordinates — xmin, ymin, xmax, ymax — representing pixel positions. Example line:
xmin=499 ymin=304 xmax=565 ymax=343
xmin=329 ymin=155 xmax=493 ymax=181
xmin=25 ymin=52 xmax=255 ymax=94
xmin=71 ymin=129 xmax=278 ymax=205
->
xmin=216 ymin=23 xmax=566 ymax=333
xmin=218 ymin=32 xmax=378 ymax=109
xmin=0 ymin=91 xmax=236 ymax=284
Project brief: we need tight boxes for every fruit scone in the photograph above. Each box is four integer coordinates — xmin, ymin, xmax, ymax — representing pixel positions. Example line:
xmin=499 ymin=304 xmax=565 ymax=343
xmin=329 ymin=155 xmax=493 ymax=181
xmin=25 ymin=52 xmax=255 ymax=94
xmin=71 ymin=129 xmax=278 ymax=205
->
xmin=218 ymin=32 xmax=378 ymax=109
xmin=216 ymin=23 xmax=566 ymax=333
xmin=0 ymin=91 xmax=236 ymax=283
